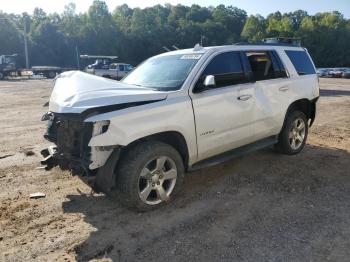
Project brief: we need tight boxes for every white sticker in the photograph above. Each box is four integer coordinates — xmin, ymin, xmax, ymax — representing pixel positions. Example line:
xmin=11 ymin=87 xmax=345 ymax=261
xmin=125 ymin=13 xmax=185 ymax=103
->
xmin=180 ymin=54 xmax=202 ymax=60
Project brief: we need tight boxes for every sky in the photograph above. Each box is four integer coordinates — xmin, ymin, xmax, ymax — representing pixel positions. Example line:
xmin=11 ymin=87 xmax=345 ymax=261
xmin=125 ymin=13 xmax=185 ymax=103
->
xmin=0 ymin=0 xmax=349 ymax=18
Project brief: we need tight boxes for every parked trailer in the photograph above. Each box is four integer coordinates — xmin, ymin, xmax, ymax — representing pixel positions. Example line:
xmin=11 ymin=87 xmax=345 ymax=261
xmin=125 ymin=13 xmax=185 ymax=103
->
xmin=31 ymin=66 xmax=63 ymax=79
xmin=0 ymin=54 xmax=74 ymax=80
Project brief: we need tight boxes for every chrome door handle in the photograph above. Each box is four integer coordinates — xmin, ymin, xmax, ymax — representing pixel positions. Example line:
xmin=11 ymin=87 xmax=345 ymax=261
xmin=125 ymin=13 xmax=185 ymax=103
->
xmin=237 ymin=94 xmax=252 ymax=101
xmin=279 ymin=86 xmax=289 ymax=92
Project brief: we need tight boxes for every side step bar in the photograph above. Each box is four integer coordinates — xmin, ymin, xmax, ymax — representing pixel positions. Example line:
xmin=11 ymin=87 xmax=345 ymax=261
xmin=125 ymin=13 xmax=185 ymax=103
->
xmin=189 ymin=136 xmax=278 ymax=172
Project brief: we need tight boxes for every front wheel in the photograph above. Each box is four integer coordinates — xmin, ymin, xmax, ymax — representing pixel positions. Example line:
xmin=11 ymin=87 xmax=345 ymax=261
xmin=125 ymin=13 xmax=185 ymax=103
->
xmin=115 ymin=141 xmax=184 ymax=211
xmin=276 ymin=110 xmax=308 ymax=155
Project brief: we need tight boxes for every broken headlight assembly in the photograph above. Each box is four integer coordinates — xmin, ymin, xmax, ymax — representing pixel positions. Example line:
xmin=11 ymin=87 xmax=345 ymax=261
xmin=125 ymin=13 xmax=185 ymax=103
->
xmin=92 ymin=120 xmax=110 ymax=137
xmin=41 ymin=111 xmax=54 ymax=121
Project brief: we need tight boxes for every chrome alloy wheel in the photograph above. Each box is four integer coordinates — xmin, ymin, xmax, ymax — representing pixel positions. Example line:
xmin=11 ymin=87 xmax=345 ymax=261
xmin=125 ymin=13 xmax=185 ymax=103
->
xmin=289 ymin=117 xmax=306 ymax=150
xmin=138 ymin=156 xmax=178 ymax=205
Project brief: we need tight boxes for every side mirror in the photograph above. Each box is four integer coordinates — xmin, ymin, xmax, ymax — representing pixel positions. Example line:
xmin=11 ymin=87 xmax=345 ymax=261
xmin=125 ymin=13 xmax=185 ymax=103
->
xmin=203 ymin=75 xmax=216 ymax=87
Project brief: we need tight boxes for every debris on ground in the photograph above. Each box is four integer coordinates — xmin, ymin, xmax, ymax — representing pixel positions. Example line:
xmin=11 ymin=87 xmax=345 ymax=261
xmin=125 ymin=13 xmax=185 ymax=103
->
xmin=29 ymin=192 xmax=46 ymax=199
xmin=20 ymin=147 xmax=36 ymax=157
xmin=0 ymin=154 xmax=14 ymax=160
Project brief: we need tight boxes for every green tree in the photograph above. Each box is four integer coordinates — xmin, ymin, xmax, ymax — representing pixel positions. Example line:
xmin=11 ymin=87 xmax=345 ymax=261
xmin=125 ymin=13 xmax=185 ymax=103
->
xmin=241 ymin=15 xmax=265 ymax=42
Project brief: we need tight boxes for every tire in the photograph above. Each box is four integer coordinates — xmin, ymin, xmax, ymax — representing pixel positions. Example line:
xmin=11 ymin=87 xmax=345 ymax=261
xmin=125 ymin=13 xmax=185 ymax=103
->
xmin=276 ymin=110 xmax=308 ymax=155
xmin=47 ymin=71 xmax=56 ymax=79
xmin=0 ymin=72 xmax=4 ymax=80
xmin=115 ymin=140 xmax=185 ymax=211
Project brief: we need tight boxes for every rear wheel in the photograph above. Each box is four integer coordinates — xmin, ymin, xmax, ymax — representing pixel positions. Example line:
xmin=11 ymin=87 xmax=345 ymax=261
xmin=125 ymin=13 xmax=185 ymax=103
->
xmin=47 ymin=71 xmax=56 ymax=79
xmin=115 ymin=141 xmax=184 ymax=211
xmin=0 ymin=72 xmax=4 ymax=80
xmin=276 ymin=110 xmax=308 ymax=155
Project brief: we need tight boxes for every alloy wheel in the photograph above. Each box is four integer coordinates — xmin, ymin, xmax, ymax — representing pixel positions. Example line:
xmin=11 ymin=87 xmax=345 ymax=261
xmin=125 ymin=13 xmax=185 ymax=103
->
xmin=138 ymin=156 xmax=177 ymax=205
xmin=289 ymin=117 xmax=306 ymax=150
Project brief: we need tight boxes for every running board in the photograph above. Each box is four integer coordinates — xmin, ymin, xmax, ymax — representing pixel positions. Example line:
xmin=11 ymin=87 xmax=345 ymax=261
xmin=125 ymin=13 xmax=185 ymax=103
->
xmin=189 ymin=136 xmax=278 ymax=172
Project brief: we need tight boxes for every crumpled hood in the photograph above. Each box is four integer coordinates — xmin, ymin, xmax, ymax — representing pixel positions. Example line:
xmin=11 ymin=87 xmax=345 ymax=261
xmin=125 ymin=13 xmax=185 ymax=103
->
xmin=49 ymin=71 xmax=168 ymax=114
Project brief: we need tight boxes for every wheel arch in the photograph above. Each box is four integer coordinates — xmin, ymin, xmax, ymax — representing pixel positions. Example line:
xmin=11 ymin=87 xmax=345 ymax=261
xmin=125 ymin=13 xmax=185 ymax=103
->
xmin=123 ymin=131 xmax=190 ymax=170
xmin=285 ymin=98 xmax=317 ymax=127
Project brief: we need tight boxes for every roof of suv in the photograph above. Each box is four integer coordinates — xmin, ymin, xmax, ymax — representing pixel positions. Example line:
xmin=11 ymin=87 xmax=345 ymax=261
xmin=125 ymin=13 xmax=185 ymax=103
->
xmin=157 ymin=44 xmax=305 ymax=58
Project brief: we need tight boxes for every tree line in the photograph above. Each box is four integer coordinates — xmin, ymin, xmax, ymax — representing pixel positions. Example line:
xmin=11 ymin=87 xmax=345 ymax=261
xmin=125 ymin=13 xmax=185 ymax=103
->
xmin=0 ymin=1 xmax=349 ymax=68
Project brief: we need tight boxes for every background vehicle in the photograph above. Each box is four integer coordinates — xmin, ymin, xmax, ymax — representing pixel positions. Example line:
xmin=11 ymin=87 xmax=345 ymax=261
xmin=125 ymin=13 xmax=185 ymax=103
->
xmin=317 ymin=68 xmax=330 ymax=77
xmin=31 ymin=66 xmax=64 ymax=79
xmin=81 ymin=55 xmax=133 ymax=80
xmin=42 ymin=39 xmax=319 ymax=211
xmin=0 ymin=54 xmax=66 ymax=80
xmin=0 ymin=54 xmax=18 ymax=79
xmin=341 ymin=68 xmax=350 ymax=78
xmin=329 ymin=68 xmax=346 ymax=78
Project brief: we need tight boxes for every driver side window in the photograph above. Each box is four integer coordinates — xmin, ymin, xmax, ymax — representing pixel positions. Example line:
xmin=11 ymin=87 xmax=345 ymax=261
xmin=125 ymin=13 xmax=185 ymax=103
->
xmin=197 ymin=51 xmax=248 ymax=89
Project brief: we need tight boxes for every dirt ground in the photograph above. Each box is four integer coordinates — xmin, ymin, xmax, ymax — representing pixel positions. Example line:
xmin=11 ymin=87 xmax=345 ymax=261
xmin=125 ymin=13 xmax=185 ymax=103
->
xmin=0 ymin=78 xmax=349 ymax=262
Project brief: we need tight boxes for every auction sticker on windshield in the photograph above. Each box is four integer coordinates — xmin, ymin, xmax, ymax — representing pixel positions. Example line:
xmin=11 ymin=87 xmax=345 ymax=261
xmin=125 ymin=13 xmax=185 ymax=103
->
xmin=180 ymin=54 xmax=202 ymax=60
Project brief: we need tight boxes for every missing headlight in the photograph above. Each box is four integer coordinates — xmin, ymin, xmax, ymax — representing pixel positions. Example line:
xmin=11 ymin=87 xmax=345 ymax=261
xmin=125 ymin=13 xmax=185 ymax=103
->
xmin=92 ymin=120 xmax=110 ymax=136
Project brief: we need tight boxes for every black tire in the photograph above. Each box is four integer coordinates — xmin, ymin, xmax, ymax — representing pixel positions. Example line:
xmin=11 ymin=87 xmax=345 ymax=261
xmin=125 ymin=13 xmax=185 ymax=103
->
xmin=115 ymin=140 xmax=185 ymax=211
xmin=47 ymin=71 xmax=56 ymax=79
xmin=276 ymin=110 xmax=308 ymax=155
xmin=0 ymin=72 xmax=4 ymax=80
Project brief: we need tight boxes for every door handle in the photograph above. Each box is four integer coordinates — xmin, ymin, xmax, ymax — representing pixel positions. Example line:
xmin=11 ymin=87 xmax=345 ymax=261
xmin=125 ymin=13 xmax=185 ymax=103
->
xmin=279 ymin=86 xmax=289 ymax=92
xmin=237 ymin=94 xmax=252 ymax=101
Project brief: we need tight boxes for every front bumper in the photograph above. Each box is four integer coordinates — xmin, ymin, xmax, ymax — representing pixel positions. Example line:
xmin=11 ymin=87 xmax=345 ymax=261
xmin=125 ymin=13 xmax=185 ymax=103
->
xmin=41 ymin=112 xmax=121 ymax=194
xmin=41 ymin=112 xmax=94 ymax=173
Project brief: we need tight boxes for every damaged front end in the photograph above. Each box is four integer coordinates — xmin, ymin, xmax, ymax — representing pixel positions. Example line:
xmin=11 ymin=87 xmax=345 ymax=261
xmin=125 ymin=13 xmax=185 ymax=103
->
xmin=41 ymin=112 xmax=118 ymax=194
xmin=40 ymin=70 xmax=168 ymax=194
xmin=41 ymin=112 xmax=94 ymax=173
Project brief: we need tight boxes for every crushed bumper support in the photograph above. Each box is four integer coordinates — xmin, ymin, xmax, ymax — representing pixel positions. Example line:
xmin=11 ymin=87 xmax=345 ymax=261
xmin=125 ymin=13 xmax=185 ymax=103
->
xmin=40 ymin=146 xmax=121 ymax=195
xmin=40 ymin=146 xmax=90 ymax=175
xmin=93 ymin=148 xmax=121 ymax=195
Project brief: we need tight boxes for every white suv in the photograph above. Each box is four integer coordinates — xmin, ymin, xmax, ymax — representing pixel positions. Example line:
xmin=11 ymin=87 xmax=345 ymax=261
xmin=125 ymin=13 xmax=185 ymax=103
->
xmin=42 ymin=42 xmax=319 ymax=210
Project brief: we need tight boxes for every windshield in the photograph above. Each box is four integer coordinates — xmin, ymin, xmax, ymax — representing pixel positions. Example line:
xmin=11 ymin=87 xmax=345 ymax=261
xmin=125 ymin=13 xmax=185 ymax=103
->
xmin=122 ymin=54 xmax=201 ymax=91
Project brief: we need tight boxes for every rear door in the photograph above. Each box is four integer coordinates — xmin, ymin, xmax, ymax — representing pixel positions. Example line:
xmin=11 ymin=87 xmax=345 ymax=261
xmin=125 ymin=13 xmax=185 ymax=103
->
xmin=190 ymin=51 xmax=256 ymax=161
xmin=241 ymin=50 xmax=292 ymax=140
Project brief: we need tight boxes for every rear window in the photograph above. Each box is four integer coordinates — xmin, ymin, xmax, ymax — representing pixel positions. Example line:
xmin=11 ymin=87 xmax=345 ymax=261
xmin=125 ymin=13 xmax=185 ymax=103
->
xmin=285 ymin=50 xmax=316 ymax=75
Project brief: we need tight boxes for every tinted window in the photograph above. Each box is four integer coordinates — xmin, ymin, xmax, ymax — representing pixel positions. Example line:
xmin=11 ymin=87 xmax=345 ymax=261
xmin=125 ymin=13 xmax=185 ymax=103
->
xmin=271 ymin=51 xmax=288 ymax=78
xmin=199 ymin=51 xmax=247 ymax=88
xmin=243 ymin=51 xmax=288 ymax=81
xmin=285 ymin=50 xmax=316 ymax=75
xmin=119 ymin=64 xmax=125 ymax=71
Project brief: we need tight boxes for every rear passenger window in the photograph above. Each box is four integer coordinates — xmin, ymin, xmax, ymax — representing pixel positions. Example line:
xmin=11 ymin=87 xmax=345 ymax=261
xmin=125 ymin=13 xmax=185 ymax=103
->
xmin=285 ymin=50 xmax=316 ymax=75
xmin=244 ymin=51 xmax=287 ymax=81
xmin=271 ymin=51 xmax=288 ymax=78
xmin=199 ymin=51 xmax=248 ymax=88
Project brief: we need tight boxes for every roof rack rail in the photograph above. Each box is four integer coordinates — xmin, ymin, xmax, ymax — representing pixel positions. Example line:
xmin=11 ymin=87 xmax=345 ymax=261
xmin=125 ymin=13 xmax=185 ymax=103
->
xmin=234 ymin=37 xmax=301 ymax=47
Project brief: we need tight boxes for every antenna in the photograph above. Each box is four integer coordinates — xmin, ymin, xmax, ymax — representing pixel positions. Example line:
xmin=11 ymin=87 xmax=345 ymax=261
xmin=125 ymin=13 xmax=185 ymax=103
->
xmin=162 ymin=46 xmax=171 ymax=52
